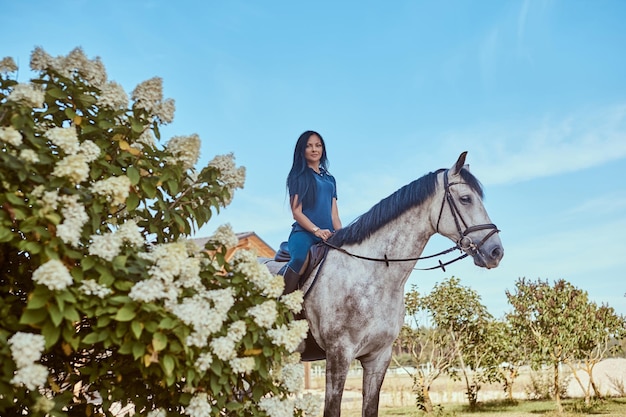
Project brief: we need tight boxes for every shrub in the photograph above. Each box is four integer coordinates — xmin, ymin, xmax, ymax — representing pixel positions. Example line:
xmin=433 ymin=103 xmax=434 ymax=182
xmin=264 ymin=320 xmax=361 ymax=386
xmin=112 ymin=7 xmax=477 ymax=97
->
xmin=0 ymin=47 xmax=319 ymax=417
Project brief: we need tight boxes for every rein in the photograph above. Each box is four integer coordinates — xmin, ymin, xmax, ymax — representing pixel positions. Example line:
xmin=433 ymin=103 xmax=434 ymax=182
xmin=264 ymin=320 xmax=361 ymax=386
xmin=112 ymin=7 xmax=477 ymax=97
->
xmin=323 ymin=169 xmax=500 ymax=272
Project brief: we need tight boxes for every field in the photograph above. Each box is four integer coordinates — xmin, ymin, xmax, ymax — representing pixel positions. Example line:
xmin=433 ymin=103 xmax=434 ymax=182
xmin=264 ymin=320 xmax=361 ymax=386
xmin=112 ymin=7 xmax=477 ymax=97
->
xmin=303 ymin=358 xmax=626 ymax=416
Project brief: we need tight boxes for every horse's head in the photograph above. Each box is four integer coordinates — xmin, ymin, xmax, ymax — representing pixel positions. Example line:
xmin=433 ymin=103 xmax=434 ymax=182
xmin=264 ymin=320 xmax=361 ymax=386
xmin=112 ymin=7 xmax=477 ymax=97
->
xmin=432 ymin=152 xmax=503 ymax=269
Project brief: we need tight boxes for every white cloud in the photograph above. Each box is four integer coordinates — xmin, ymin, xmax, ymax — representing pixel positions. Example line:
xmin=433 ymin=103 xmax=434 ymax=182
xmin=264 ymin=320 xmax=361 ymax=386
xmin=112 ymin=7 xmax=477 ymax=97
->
xmin=437 ymin=103 xmax=626 ymax=186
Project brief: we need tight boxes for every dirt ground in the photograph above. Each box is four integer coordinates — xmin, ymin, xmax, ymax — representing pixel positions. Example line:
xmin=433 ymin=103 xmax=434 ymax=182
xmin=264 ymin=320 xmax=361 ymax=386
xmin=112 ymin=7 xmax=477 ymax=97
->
xmin=303 ymin=358 xmax=626 ymax=412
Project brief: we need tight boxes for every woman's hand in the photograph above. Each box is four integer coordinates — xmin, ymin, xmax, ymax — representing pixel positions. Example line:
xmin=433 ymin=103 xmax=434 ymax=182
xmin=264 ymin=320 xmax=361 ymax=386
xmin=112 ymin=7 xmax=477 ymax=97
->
xmin=314 ymin=228 xmax=333 ymax=241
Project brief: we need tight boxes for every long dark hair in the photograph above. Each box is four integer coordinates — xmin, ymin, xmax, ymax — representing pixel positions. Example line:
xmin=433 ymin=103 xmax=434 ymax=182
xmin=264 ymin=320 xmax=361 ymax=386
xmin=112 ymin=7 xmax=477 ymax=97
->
xmin=286 ymin=130 xmax=329 ymax=208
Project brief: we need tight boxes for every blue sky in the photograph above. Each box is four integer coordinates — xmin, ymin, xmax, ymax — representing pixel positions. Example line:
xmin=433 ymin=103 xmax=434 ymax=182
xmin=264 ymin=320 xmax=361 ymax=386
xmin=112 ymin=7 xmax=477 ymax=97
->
xmin=3 ymin=0 xmax=626 ymax=318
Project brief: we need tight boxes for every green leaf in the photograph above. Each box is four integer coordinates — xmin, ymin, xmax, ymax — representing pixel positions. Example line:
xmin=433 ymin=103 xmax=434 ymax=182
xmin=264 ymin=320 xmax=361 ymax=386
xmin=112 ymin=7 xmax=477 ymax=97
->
xmin=82 ymin=332 xmax=101 ymax=345
xmin=81 ymin=256 xmax=96 ymax=271
xmin=49 ymin=303 xmax=63 ymax=327
xmin=19 ymin=307 xmax=48 ymax=325
xmin=42 ymin=321 xmax=61 ymax=348
xmin=132 ymin=341 xmax=145 ymax=359
xmin=152 ymin=332 xmax=167 ymax=352
xmin=63 ymin=305 xmax=80 ymax=322
xmin=127 ymin=166 xmax=140 ymax=185
xmin=158 ymin=317 xmax=177 ymax=330
xmin=131 ymin=321 xmax=143 ymax=339
xmin=141 ymin=181 xmax=157 ymax=199
xmin=126 ymin=192 xmax=139 ymax=211
xmin=226 ymin=402 xmax=243 ymax=411
xmin=131 ymin=119 xmax=145 ymax=133
xmin=114 ymin=304 xmax=137 ymax=322
xmin=162 ymin=354 xmax=175 ymax=376
xmin=26 ymin=288 xmax=51 ymax=310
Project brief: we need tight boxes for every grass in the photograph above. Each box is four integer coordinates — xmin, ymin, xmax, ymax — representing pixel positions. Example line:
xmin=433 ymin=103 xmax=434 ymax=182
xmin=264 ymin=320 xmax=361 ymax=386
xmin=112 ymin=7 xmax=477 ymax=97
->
xmin=303 ymin=367 xmax=626 ymax=416
xmin=338 ymin=398 xmax=626 ymax=417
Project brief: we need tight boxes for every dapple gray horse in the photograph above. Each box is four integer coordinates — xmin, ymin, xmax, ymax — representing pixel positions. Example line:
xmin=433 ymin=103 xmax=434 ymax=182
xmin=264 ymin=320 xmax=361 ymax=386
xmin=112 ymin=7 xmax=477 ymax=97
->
xmin=265 ymin=152 xmax=503 ymax=417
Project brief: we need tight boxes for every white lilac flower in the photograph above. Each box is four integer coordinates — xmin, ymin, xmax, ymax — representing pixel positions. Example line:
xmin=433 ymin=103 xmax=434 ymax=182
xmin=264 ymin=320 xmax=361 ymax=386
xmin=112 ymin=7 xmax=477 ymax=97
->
xmin=0 ymin=126 xmax=23 ymax=147
xmin=10 ymin=363 xmax=49 ymax=391
xmin=229 ymin=357 xmax=255 ymax=374
xmin=208 ymin=153 xmax=246 ymax=197
xmin=263 ymin=274 xmax=285 ymax=299
xmin=0 ymin=56 xmax=18 ymax=73
xmin=295 ymin=393 xmax=323 ymax=416
xmin=91 ymin=175 xmax=131 ymax=206
xmin=57 ymin=48 xmax=107 ymax=87
xmin=99 ymin=81 xmax=129 ymax=110
xmin=117 ymin=219 xmax=144 ymax=247
xmin=156 ymin=97 xmax=175 ymax=124
xmin=8 ymin=332 xmax=45 ymax=368
xmin=226 ymin=320 xmax=247 ymax=343
xmin=280 ymin=290 xmax=304 ymax=314
xmin=30 ymin=47 xmax=53 ymax=71
xmin=78 ymin=279 xmax=112 ymax=298
xmin=209 ymin=336 xmax=236 ymax=361
xmin=166 ymin=134 xmax=200 ymax=170
xmin=248 ymin=300 xmax=278 ymax=329
xmin=259 ymin=396 xmax=295 ymax=417
xmin=78 ymin=139 xmax=101 ymax=162
xmin=45 ymin=127 xmax=80 ymax=155
xmin=209 ymin=223 xmax=239 ymax=249
xmin=279 ymin=363 xmax=305 ymax=393
xmin=52 ymin=154 xmax=90 ymax=184
xmin=194 ymin=352 xmax=213 ymax=373
xmin=267 ymin=320 xmax=309 ymax=353
xmin=32 ymin=259 xmax=73 ymax=291
xmin=8 ymin=83 xmax=45 ymax=108
xmin=19 ymin=149 xmax=40 ymax=164
xmin=232 ymin=250 xmax=283 ymax=297
xmin=80 ymin=55 xmax=107 ymax=87
xmin=132 ymin=77 xmax=163 ymax=114
xmin=88 ymin=233 xmax=122 ymax=261
xmin=173 ymin=292 xmax=234 ymax=348
xmin=147 ymin=409 xmax=167 ymax=417
xmin=184 ymin=392 xmax=213 ymax=417
xmin=56 ymin=195 xmax=88 ymax=247
xmin=129 ymin=278 xmax=173 ymax=303
xmin=37 ymin=190 xmax=59 ymax=213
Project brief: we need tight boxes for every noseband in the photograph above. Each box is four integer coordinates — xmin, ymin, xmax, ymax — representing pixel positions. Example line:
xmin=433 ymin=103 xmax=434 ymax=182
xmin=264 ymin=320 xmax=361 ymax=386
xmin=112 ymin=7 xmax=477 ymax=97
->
xmin=435 ymin=169 xmax=500 ymax=260
xmin=323 ymin=169 xmax=500 ymax=271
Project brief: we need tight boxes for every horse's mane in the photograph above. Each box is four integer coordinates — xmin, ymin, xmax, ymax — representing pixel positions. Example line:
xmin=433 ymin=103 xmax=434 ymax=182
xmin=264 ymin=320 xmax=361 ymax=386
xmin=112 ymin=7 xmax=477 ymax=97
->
xmin=329 ymin=168 xmax=483 ymax=246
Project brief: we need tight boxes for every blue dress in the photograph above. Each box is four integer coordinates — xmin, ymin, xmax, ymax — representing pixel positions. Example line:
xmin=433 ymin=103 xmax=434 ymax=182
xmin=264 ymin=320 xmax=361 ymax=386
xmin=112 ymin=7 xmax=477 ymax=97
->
xmin=286 ymin=168 xmax=337 ymax=273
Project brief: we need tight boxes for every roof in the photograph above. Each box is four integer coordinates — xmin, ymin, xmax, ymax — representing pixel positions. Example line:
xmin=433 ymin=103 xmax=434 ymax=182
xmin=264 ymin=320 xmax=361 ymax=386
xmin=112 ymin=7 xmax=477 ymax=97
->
xmin=191 ymin=231 xmax=276 ymax=261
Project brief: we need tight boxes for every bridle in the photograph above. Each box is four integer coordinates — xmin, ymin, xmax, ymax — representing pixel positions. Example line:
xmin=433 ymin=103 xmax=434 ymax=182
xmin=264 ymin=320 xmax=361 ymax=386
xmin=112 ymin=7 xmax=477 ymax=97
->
xmin=323 ymin=169 xmax=500 ymax=272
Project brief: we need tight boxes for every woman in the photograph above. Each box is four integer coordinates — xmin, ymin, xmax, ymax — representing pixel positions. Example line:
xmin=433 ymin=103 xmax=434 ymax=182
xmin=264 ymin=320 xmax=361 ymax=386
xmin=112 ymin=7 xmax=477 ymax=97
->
xmin=280 ymin=130 xmax=342 ymax=294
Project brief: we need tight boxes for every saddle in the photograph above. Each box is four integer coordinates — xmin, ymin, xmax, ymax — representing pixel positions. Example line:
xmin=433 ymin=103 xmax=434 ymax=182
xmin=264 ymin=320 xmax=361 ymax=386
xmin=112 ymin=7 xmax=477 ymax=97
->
xmin=275 ymin=241 xmax=329 ymax=293
xmin=275 ymin=241 xmax=329 ymax=362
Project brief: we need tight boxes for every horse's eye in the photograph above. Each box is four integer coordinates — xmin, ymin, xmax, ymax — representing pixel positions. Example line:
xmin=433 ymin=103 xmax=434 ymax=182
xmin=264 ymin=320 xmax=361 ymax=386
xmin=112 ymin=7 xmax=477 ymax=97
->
xmin=460 ymin=195 xmax=472 ymax=204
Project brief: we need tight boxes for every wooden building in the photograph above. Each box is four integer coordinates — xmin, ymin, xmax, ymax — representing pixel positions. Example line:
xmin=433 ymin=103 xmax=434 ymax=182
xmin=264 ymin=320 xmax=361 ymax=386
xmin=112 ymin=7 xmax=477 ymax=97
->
xmin=192 ymin=231 xmax=276 ymax=261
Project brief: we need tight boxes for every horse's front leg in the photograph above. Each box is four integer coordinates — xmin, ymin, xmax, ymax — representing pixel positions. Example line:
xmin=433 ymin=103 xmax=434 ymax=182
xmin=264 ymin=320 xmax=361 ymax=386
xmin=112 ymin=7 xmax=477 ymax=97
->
xmin=359 ymin=348 xmax=393 ymax=417
xmin=324 ymin=348 xmax=353 ymax=417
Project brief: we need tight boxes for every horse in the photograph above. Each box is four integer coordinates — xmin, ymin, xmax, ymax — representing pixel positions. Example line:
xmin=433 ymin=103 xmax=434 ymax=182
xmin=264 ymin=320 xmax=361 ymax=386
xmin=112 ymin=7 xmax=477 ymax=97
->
xmin=264 ymin=151 xmax=503 ymax=417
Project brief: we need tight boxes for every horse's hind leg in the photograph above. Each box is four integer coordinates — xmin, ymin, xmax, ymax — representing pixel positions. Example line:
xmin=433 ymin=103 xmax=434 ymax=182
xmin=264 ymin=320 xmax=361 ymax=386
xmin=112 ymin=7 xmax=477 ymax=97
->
xmin=324 ymin=349 xmax=352 ymax=417
xmin=360 ymin=350 xmax=392 ymax=417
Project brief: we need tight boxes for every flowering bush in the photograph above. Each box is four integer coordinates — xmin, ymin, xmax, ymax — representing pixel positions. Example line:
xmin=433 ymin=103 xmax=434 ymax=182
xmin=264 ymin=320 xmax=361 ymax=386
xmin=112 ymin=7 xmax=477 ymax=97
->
xmin=0 ymin=48 xmax=319 ymax=417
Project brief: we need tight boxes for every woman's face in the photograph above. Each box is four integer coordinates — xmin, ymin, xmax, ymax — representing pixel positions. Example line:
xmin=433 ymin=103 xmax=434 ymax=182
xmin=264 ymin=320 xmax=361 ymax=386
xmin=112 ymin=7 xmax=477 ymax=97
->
xmin=304 ymin=134 xmax=324 ymax=167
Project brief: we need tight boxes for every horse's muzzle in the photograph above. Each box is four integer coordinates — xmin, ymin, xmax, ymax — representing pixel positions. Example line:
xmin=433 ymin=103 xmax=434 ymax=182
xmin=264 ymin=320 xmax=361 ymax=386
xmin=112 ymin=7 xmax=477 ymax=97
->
xmin=472 ymin=241 xmax=504 ymax=269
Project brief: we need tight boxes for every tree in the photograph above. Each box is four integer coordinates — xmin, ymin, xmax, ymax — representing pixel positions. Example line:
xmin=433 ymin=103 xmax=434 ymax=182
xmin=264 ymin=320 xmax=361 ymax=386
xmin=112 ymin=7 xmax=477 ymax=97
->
xmin=506 ymin=277 xmax=590 ymax=413
xmin=490 ymin=320 xmax=528 ymax=403
xmin=423 ymin=277 xmax=502 ymax=410
xmin=394 ymin=286 xmax=457 ymax=413
xmin=0 ymin=48 xmax=320 ymax=416
xmin=566 ymin=302 xmax=626 ymax=405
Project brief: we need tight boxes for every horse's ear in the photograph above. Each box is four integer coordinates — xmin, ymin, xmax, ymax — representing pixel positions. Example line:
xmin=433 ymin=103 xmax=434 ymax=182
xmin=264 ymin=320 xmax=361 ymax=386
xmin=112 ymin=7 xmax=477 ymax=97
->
xmin=452 ymin=151 xmax=468 ymax=175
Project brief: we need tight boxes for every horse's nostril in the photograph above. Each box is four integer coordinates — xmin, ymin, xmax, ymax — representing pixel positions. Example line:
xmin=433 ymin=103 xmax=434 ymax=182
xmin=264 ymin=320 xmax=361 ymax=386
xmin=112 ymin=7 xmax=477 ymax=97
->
xmin=491 ymin=246 xmax=503 ymax=260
